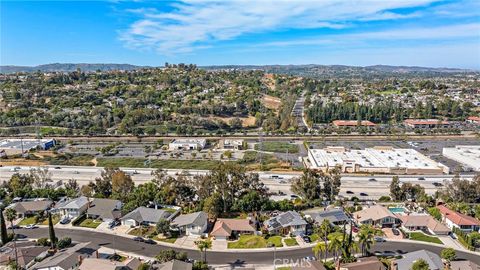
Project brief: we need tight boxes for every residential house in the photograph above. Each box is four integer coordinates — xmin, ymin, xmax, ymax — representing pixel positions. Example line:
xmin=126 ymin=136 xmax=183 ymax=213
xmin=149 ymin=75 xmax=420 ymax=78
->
xmin=121 ymin=207 xmax=175 ymax=227
xmin=171 ymin=211 xmax=208 ymax=236
xmin=79 ymin=257 xmax=141 ymax=270
xmin=437 ymin=205 xmax=480 ymax=232
xmin=31 ymin=242 xmax=98 ymax=270
xmin=467 ymin=116 xmax=480 ymax=125
xmin=354 ymin=205 xmax=401 ymax=228
xmin=156 ymin=259 xmax=193 ymax=270
xmin=0 ymin=241 xmax=49 ymax=269
xmin=450 ymin=260 xmax=480 ymax=270
xmin=305 ymin=208 xmax=350 ymax=226
xmin=6 ymin=200 xmax=53 ymax=219
xmin=55 ymin=196 xmax=90 ymax=219
xmin=339 ymin=256 xmax=385 ymax=270
xmin=86 ymin=198 xmax=122 ymax=222
xmin=399 ymin=214 xmax=450 ymax=235
xmin=393 ymin=250 xmax=443 ymax=270
xmin=210 ymin=218 xmax=256 ymax=240
xmin=264 ymin=211 xmax=307 ymax=236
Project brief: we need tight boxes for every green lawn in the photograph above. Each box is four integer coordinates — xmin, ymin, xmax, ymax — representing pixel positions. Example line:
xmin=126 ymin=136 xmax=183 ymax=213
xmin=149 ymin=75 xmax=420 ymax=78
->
xmin=18 ymin=216 xmax=40 ymax=226
xmin=40 ymin=215 xmax=60 ymax=225
xmin=78 ymin=218 xmax=102 ymax=229
xmin=284 ymin=238 xmax=298 ymax=246
xmin=155 ymin=236 xmax=177 ymax=243
xmin=266 ymin=236 xmax=283 ymax=247
xmin=97 ymin=158 xmax=223 ymax=170
xmin=309 ymin=234 xmax=320 ymax=242
xmin=409 ymin=232 xmax=443 ymax=244
xmin=128 ymin=226 xmax=157 ymax=237
xmin=228 ymin=235 xmax=267 ymax=249
xmin=254 ymin=142 xmax=299 ymax=153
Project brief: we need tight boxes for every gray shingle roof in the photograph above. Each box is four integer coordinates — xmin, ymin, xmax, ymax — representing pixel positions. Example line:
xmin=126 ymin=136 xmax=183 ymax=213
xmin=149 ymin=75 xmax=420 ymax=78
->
xmin=7 ymin=200 xmax=52 ymax=214
xmin=265 ymin=211 xmax=307 ymax=231
xmin=172 ymin=211 xmax=208 ymax=227
xmin=87 ymin=198 xmax=122 ymax=220
xmin=31 ymin=242 xmax=97 ymax=270
xmin=121 ymin=207 xmax=173 ymax=224
xmin=307 ymin=209 xmax=349 ymax=224
xmin=395 ymin=250 xmax=443 ymax=270
xmin=59 ymin=196 xmax=89 ymax=210
xmin=157 ymin=259 xmax=192 ymax=270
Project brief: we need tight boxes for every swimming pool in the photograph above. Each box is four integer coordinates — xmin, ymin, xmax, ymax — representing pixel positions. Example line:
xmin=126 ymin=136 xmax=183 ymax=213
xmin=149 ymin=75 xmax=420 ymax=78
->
xmin=388 ymin=207 xmax=406 ymax=214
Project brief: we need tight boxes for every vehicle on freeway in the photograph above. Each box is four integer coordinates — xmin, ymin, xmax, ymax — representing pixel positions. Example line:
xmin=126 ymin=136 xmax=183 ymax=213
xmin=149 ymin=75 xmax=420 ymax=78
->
xmin=290 ymin=194 xmax=299 ymax=199
xmin=418 ymin=177 xmax=426 ymax=180
xmin=368 ymin=178 xmax=377 ymax=182
xmin=60 ymin=217 xmax=71 ymax=225
xmin=10 ymin=167 xmax=21 ymax=172
xmin=374 ymin=236 xmax=386 ymax=242
xmin=346 ymin=190 xmax=354 ymax=194
xmin=392 ymin=228 xmax=400 ymax=236
xmin=279 ymin=180 xmax=287 ymax=184
xmin=54 ymin=166 xmax=61 ymax=169
xmin=144 ymin=239 xmax=156 ymax=245
xmin=132 ymin=236 xmax=145 ymax=242
xmin=432 ymin=182 xmax=443 ymax=187
xmin=25 ymin=224 xmax=38 ymax=229
xmin=73 ymin=171 xmax=79 ymax=174
xmin=359 ymin=192 xmax=368 ymax=196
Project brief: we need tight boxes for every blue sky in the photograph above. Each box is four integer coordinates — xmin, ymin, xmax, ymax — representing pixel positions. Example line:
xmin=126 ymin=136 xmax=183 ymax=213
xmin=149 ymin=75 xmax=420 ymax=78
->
xmin=1 ymin=0 xmax=479 ymax=68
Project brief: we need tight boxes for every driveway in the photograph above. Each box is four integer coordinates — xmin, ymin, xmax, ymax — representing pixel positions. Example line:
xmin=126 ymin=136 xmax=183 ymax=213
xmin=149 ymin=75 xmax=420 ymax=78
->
xmin=175 ymin=235 xmax=200 ymax=248
xmin=438 ymin=235 xmax=467 ymax=251
xmin=382 ymin=228 xmax=404 ymax=240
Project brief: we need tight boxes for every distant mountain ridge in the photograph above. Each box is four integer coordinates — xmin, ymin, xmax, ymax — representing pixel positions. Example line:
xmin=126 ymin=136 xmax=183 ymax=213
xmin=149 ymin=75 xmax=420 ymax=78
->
xmin=0 ymin=63 xmax=145 ymax=73
xmin=1 ymin=63 xmax=476 ymax=76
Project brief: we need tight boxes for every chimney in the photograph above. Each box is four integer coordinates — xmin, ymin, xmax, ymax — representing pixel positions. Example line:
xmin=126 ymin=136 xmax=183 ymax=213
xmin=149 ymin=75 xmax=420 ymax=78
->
xmin=78 ymin=255 xmax=83 ymax=264
xmin=95 ymin=250 xmax=99 ymax=258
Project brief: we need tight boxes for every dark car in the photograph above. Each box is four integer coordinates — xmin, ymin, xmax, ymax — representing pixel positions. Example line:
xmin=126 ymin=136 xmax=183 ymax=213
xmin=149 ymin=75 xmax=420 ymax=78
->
xmin=346 ymin=190 xmax=354 ymax=194
xmin=432 ymin=182 xmax=443 ymax=187
xmin=418 ymin=177 xmax=425 ymax=180
xmin=302 ymin=236 xmax=311 ymax=243
xmin=133 ymin=237 xmax=145 ymax=242
xmin=15 ymin=234 xmax=27 ymax=240
xmin=392 ymin=228 xmax=400 ymax=236
xmin=368 ymin=178 xmax=377 ymax=182
xmin=144 ymin=239 xmax=156 ymax=245
xmin=60 ymin=217 xmax=71 ymax=225
xmin=54 ymin=166 xmax=61 ymax=169
xmin=7 ymin=225 xmax=20 ymax=230
xmin=360 ymin=192 xmax=368 ymax=196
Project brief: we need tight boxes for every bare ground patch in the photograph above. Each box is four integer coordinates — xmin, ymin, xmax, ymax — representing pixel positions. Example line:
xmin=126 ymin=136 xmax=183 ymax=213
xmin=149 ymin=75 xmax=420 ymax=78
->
xmin=262 ymin=94 xmax=282 ymax=111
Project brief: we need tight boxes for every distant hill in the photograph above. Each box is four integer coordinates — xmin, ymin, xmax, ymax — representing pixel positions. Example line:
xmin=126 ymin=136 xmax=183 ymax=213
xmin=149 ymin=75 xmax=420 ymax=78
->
xmin=0 ymin=63 xmax=147 ymax=73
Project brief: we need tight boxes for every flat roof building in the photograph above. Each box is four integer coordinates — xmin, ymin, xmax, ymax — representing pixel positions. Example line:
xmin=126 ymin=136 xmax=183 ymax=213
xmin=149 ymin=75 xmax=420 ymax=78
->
xmin=0 ymin=138 xmax=55 ymax=155
xmin=219 ymin=139 xmax=244 ymax=150
xmin=442 ymin=145 xmax=480 ymax=171
xmin=307 ymin=146 xmax=449 ymax=174
xmin=404 ymin=119 xmax=450 ymax=129
xmin=332 ymin=120 xmax=376 ymax=128
xmin=169 ymin=138 xmax=206 ymax=151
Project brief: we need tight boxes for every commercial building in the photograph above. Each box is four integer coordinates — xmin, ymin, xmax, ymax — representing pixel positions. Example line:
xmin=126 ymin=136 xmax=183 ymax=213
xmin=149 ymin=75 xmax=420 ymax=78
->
xmin=442 ymin=145 xmax=480 ymax=171
xmin=332 ymin=120 xmax=376 ymax=128
xmin=168 ymin=138 xmax=206 ymax=151
xmin=218 ymin=139 xmax=244 ymax=150
xmin=0 ymin=138 xmax=55 ymax=155
xmin=404 ymin=119 xmax=450 ymax=129
xmin=307 ymin=146 xmax=449 ymax=174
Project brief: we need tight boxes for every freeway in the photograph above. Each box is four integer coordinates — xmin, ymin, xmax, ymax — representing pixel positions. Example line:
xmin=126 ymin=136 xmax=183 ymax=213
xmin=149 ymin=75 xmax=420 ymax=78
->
xmin=14 ymin=228 xmax=480 ymax=265
xmin=0 ymin=165 xmax=475 ymax=199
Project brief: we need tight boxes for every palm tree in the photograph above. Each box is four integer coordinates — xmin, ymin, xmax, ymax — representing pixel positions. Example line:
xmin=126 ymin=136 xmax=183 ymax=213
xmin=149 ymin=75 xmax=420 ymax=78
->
xmin=316 ymin=219 xmax=332 ymax=261
xmin=194 ymin=239 xmax=212 ymax=263
xmin=328 ymin=232 xmax=344 ymax=262
xmin=5 ymin=209 xmax=18 ymax=270
xmin=357 ymin=224 xmax=384 ymax=256
xmin=312 ymin=242 xmax=327 ymax=261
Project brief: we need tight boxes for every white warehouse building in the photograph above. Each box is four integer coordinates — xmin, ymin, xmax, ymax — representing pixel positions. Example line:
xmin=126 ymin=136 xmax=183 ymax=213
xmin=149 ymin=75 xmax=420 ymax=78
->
xmin=169 ymin=138 xmax=207 ymax=151
xmin=442 ymin=145 xmax=480 ymax=172
xmin=307 ymin=146 xmax=449 ymax=174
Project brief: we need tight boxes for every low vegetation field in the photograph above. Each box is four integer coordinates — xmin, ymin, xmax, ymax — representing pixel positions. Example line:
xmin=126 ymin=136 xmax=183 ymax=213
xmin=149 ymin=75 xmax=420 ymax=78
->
xmin=97 ymin=158 xmax=223 ymax=170
xmin=254 ymin=142 xmax=299 ymax=153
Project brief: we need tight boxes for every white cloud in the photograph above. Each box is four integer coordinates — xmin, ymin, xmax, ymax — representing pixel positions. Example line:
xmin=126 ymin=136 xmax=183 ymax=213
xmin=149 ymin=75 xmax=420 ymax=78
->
xmin=119 ymin=0 xmax=439 ymax=53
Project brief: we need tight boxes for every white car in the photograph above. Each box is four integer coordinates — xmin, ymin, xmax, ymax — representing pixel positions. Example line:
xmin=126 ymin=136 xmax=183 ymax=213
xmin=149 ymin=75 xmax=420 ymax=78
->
xmin=25 ymin=224 xmax=38 ymax=229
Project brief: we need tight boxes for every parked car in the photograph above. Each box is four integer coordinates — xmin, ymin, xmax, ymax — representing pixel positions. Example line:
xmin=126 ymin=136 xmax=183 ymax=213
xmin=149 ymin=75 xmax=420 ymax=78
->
xmin=374 ymin=236 xmax=386 ymax=242
xmin=374 ymin=250 xmax=397 ymax=257
xmin=60 ymin=217 xmax=71 ymax=225
xmin=302 ymin=236 xmax=311 ymax=243
xmin=25 ymin=224 xmax=38 ymax=229
xmin=132 ymin=237 xmax=145 ymax=242
xmin=15 ymin=234 xmax=27 ymax=240
xmin=144 ymin=239 xmax=156 ymax=245
xmin=360 ymin=192 xmax=368 ymax=196
xmin=392 ymin=228 xmax=400 ymax=236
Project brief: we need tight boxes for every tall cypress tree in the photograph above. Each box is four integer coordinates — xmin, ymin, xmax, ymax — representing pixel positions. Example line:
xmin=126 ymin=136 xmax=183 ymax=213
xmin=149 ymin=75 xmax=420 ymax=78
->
xmin=48 ymin=212 xmax=56 ymax=249
xmin=0 ymin=210 xmax=7 ymax=245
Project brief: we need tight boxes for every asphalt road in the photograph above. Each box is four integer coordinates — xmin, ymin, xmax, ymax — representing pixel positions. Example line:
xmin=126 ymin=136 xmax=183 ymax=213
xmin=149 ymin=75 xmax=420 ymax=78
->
xmin=15 ymin=228 xmax=480 ymax=265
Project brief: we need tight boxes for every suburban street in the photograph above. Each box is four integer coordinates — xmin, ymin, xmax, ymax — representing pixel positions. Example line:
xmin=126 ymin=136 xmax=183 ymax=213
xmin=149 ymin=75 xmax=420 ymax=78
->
xmin=0 ymin=165 xmax=475 ymax=199
xmin=14 ymin=228 xmax=480 ymax=266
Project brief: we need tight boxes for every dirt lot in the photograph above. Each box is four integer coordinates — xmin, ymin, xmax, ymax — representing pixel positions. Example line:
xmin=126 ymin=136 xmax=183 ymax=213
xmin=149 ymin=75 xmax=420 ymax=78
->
xmin=0 ymin=159 xmax=47 ymax=166
xmin=206 ymin=116 xmax=256 ymax=127
xmin=262 ymin=95 xmax=282 ymax=111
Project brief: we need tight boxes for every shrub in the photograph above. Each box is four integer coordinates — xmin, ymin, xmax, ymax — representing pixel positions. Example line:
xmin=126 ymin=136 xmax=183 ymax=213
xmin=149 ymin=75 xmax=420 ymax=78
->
xmin=37 ymin=238 xmax=49 ymax=247
xmin=57 ymin=237 xmax=72 ymax=249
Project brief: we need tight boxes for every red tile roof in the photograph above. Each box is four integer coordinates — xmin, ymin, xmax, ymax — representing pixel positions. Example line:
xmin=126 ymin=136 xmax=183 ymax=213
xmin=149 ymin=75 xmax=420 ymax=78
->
xmin=210 ymin=218 xmax=255 ymax=237
xmin=437 ymin=205 xmax=480 ymax=226
xmin=467 ymin=116 xmax=480 ymax=122
xmin=332 ymin=120 xmax=376 ymax=127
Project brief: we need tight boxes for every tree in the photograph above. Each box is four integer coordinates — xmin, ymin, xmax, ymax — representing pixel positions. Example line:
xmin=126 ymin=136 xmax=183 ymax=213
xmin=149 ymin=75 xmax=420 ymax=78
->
xmin=291 ymin=169 xmax=322 ymax=202
xmin=195 ymin=239 xmax=212 ymax=263
xmin=156 ymin=218 xmax=171 ymax=236
xmin=411 ymin=259 xmax=430 ymax=270
xmin=64 ymin=179 xmax=79 ymax=197
xmin=30 ymin=167 xmax=52 ymax=189
xmin=155 ymin=249 xmax=187 ymax=263
xmin=389 ymin=176 xmax=402 ymax=201
xmin=312 ymin=242 xmax=327 ymax=262
xmin=357 ymin=225 xmax=384 ymax=256
xmin=441 ymin=248 xmax=456 ymax=265
xmin=57 ymin=237 xmax=72 ymax=249
xmin=203 ymin=193 xmax=223 ymax=219
xmin=0 ymin=209 xmax=8 ymax=245
xmin=4 ymin=208 xmax=17 ymax=267
xmin=427 ymin=207 xmax=441 ymax=221
xmin=315 ymin=219 xmax=333 ymax=262
xmin=111 ymin=170 xmax=134 ymax=200
xmin=327 ymin=232 xmax=344 ymax=262
xmin=48 ymin=212 xmax=57 ymax=249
